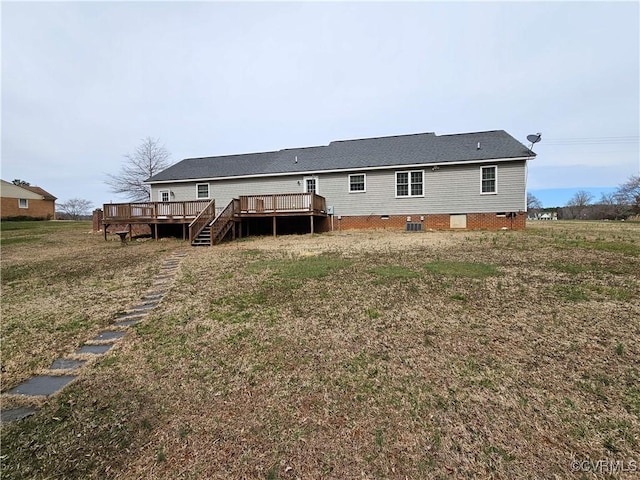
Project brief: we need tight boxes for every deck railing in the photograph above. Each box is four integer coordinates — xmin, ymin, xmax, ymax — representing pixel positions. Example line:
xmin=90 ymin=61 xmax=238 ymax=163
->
xmin=239 ymin=193 xmax=326 ymax=214
xmin=210 ymin=199 xmax=240 ymax=245
xmin=103 ymin=200 xmax=211 ymax=221
xmin=188 ymin=199 xmax=216 ymax=243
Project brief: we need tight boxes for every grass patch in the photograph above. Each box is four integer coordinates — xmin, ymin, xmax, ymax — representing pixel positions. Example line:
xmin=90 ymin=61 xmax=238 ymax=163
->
xmin=369 ymin=265 xmax=421 ymax=282
xmin=0 ymin=236 xmax=42 ymax=246
xmin=552 ymin=284 xmax=590 ymax=302
xmin=556 ymin=238 xmax=640 ymax=257
xmin=366 ymin=308 xmax=380 ymax=319
xmin=249 ymin=254 xmax=351 ymax=280
xmin=549 ymin=262 xmax=592 ymax=274
xmin=585 ymin=284 xmax=632 ymax=301
xmin=423 ymin=260 xmax=501 ymax=278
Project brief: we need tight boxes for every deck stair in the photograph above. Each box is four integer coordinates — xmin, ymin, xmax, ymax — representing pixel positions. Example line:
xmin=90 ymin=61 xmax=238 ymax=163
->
xmin=209 ymin=199 xmax=238 ymax=246
xmin=191 ymin=225 xmax=212 ymax=246
xmin=188 ymin=199 xmax=217 ymax=247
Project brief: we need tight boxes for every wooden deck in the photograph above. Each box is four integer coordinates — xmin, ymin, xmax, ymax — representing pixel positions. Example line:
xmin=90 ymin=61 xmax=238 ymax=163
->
xmin=103 ymin=200 xmax=212 ymax=223
xmin=238 ymin=193 xmax=326 ymax=217
xmin=102 ymin=193 xmax=327 ymax=243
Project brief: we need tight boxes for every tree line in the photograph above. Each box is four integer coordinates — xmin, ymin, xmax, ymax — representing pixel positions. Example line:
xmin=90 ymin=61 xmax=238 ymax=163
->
xmin=528 ymin=175 xmax=640 ymax=220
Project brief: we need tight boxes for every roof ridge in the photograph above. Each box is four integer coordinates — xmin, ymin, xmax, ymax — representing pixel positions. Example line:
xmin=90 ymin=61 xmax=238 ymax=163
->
xmin=329 ymin=132 xmax=436 ymax=145
xmin=184 ymin=150 xmax=277 ymax=161
xmin=437 ymin=130 xmax=506 ymax=137
xmin=280 ymin=145 xmax=328 ymax=152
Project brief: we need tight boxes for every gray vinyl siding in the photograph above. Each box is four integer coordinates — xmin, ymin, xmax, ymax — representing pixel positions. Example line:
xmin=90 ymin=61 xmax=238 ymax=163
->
xmin=320 ymin=160 xmax=526 ymax=215
xmin=151 ymin=176 xmax=301 ymax=208
xmin=424 ymin=161 xmax=526 ymax=214
xmin=150 ymin=160 xmax=527 ymax=215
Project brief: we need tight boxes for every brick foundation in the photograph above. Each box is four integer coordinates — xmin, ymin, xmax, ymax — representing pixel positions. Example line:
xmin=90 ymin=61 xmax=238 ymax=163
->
xmin=325 ymin=212 xmax=526 ymax=231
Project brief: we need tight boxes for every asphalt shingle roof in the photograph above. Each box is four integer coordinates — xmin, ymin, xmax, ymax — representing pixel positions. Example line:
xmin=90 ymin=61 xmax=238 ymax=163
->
xmin=22 ymin=185 xmax=57 ymax=201
xmin=147 ymin=130 xmax=534 ymax=183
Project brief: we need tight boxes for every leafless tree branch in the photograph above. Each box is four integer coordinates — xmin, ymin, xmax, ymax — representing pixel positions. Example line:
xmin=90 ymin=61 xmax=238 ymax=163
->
xmin=58 ymin=198 xmax=93 ymax=220
xmin=106 ymin=137 xmax=171 ymax=202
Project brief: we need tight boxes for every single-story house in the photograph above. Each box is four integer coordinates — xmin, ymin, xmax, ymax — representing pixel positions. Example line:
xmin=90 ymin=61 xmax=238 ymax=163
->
xmin=102 ymin=130 xmax=534 ymax=245
xmin=0 ymin=180 xmax=57 ymax=220
xmin=146 ymin=129 xmax=534 ymax=234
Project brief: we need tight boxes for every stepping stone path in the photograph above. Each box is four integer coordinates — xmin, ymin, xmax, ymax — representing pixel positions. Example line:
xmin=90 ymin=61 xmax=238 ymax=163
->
xmin=0 ymin=250 xmax=188 ymax=424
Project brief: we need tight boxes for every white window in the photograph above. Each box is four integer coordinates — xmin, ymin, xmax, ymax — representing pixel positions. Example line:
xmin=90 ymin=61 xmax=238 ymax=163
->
xmin=304 ymin=176 xmax=318 ymax=194
xmin=396 ymin=170 xmax=423 ymax=197
xmin=159 ymin=190 xmax=170 ymax=202
xmin=19 ymin=198 xmax=28 ymax=208
xmin=196 ymin=183 xmax=210 ymax=199
xmin=481 ymin=166 xmax=497 ymax=194
xmin=349 ymin=174 xmax=366 ymax=193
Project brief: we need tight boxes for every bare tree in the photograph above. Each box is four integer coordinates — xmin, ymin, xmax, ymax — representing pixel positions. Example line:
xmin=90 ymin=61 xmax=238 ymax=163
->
xmin=567 ymin=190 xmax=594 ymax=207
xmin=595 ymin=192 xmax=619 ymax=220
xmin=12 ymin=179 xmax=30 ymax=186
xmin=58 ymin=198 xmax=93 ymax=220
xmin=106 ymin=137 xmax=171 ymax=202
xmin=566 ymin=190 xmax=594 ymax=219
xmin=614 ymin=174 xmax=640 ymax=216
xmin=527 ymin=192 xmax=542 ymax=211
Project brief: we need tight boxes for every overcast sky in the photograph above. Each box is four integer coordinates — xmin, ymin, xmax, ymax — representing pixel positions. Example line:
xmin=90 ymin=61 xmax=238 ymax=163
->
xmin=2 ymin=1 xmax=638 ymax=209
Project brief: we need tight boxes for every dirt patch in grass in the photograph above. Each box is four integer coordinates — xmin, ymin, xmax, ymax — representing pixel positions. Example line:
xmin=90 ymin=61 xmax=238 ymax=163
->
xmin=2 ymin=222 xmax=639 ymax=479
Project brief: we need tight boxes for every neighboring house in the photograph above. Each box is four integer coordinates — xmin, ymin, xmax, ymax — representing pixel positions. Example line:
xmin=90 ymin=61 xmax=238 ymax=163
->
xmin=527 ymin=211 xmax=557 ymax=221
xmin=145 ymin=130 xmax=535 ymax=232
xmin=0 ymin=180 xmax=57 ymax=220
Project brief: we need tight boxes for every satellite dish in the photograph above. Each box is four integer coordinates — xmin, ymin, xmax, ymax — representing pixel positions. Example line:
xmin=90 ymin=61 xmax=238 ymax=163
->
xmin=527 ymin=133 xmax=542 ymax=151
xmin=527 ymin=133 xmax=542 ymax=144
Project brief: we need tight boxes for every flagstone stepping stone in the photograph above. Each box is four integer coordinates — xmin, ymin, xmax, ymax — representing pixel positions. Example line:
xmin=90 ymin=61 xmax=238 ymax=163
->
xmin=76 ymin=344 xmax=112 ymax=355
xmin=92 ymin=331 xmax=126 ymax=341
xmin=129 ymin=302 xmax=157 ymax=312
xmin=50 ymin=358 xmax=86 ymax=370
xmin=147 ymin=289 xmax=167 ymax=295
xmin=7 ymin=375 xmax=75 ymax=396
xmin=115 ymin=312 xmax=146 ymax=321
xmin=142 ymin=296 xmax=165 ymax=302
xmin=1 ymin=406 xmax=37 ymax=423
xmin=114 ymin=318 xmax=142 ymax=327
xmin=143 ymin=293 xmax=164 ymax=300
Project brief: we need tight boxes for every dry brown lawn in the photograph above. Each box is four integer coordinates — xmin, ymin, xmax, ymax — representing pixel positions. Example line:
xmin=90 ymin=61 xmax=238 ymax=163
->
xmin=1 ymin=220 xmax=639 ymax=479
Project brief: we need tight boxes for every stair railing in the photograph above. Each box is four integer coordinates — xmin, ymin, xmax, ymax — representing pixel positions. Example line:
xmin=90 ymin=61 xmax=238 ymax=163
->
xmin=189 ymin=199 xmax=216 ymax=243
xmin=210 ymin=199 xmax=237 ymax=245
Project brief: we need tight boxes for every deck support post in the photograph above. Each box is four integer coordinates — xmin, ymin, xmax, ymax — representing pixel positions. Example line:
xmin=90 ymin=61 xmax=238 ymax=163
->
xmin=273 ymin=216 xmax=277 ymax=237
xmin=154 ymin=223 xmax=159 ymax=241
xmin=128 ymin=224 xmax=132 ymax=241
xmin=310 ymin=216 xmax=314 ymax=235
xmin=182 ymin=224 xmax=186 ymax=241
